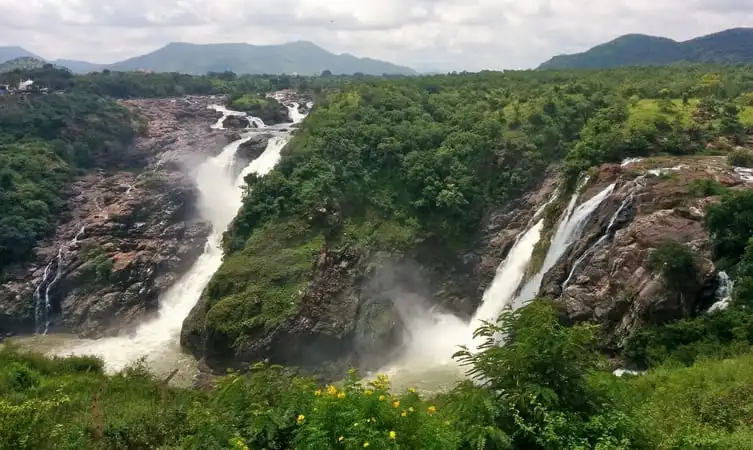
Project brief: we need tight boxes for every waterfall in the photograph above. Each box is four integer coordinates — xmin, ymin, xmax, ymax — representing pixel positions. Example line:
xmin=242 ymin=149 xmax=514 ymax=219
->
xmin=468 ymin=219 xmax=546 ymax=337
xmin=512 ymin=182 xmax=616 ymax=308
xmin=380 ymin=218 xmax=546 ymax=391
xmin=33 ymin=261 xmax=53 ymax=334
xmin=562 ymin=181 xmax=637 ymax=290
xmin=708 ymin=271 xmax=733 ymax=313
xmin=209 ymin=105 xmax=256 ymax=130
xmin=34 ymin=228 xmax=81 ymax=334
xmin=55 ymin=101 xmax=306 ymax=374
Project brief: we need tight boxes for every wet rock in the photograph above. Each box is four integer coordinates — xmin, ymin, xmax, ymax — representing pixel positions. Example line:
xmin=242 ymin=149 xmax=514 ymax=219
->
xmin=231 ymin=134 xmax=271 ymax=178
xmin=538 ymin=156 xmax=748 ymax=350
xmin=182 ymin=246 xmax=409 ymax=379
xmin=222 ymin=115 xmax=248 ymax=129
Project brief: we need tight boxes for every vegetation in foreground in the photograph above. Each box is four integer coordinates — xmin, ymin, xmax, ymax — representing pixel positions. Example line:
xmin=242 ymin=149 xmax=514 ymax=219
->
xmin=6 ymin=295 xmax=753 ymax=450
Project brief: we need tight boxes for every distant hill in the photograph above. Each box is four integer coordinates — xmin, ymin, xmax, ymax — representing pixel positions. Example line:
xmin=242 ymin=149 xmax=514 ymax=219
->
xmin=0 ymin=41 xmax=415 ymax=76
xmin=0 ymin=56 xmax=47 ymax=73
xmin=53 ymin=59 xmax=104 ymax=74
xmin=0 ymin=46 xmax=41 ymax=63
xmin=539 ymin=28 xmax=753 ymax=69
xmin=107 ymin=41 xmax=415 ymax=75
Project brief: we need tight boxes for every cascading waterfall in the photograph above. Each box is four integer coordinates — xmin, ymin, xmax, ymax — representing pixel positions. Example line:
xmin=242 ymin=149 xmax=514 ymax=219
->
xmin=33 ymin=224 xmax=89 ymax=334
xmin=467 ymin=219 xmax=546 ymax=338
xmin=381 ymin=181 xmax=621 ymax=391
xmin=562 ymin=181 xmax=638 ymax=290
xmin=382 ymin=217 xmax=548 ymax=391
xmin=708 ymin=271 xmax=734 ymax=313
xmin=33 ymin=260 xmax=54 ymax=334
xmin=54 ymin=102 xmax=305 ymax=375
xmin=513 ymin=181 xmax=616 ymax=308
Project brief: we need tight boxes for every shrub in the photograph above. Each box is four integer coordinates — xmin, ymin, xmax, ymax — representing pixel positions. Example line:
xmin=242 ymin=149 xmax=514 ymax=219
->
xmin=646 ymin=240 xmax=699 ymax=305
xmin=689 ymin=178 xmax=729 ymax=197
xmin=727 ymin=148 xmax=753 ymax=168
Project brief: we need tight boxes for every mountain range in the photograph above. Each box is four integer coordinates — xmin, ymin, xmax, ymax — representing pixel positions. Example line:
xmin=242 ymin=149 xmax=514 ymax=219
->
xmin=0 ymin=41 xmax=416 ymax=76
xmin=539 ymin=28 xmax=753 ymax=69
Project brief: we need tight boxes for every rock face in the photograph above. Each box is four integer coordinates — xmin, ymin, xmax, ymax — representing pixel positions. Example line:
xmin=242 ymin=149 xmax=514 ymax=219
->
xmin=231 ymin=134 xmax=272 ymax=179
xmin=182 ymin=246 xmax=406 ymax=379
xmin=0 ymin=96 xmax=234 ymax=337
xmin=180 ymin=168 xmax=561 ymax=377
xmin=539 ymin=156 xmax=751 ymax=349
xmin=222 ymin=115 xmax=248 ymax=129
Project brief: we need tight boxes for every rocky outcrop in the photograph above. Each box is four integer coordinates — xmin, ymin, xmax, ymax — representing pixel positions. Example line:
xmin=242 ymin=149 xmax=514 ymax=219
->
xmin=539 ymin=156 xmax=751 ymax=349
xmin=0 ymin=96 xmax=234 ymax=337
xmin=222 ymin=115 xmax=249 ymax=129
xmin=182 ymin=246 xmax=406 ymax=379
xmin=231 ymin=134 xmax=272 ymax=179
xmin=180 ymin=167 xmax=561 ymax=378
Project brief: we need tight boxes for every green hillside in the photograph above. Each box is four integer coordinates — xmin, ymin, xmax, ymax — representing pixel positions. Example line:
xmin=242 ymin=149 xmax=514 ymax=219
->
xmin=539 ymin=28 xmax=753 ymax=69
xmin=0 ymin=57 xmax=48 ymax=73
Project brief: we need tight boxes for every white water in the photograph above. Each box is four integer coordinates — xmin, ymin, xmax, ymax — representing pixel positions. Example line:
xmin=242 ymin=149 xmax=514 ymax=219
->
xmin=512 ymin=182 xmax=615 ymax=309
xmin=468 ymin=220 xmax=546 ymax=337
xmin=380 ymin=181 xmax=623 ymax=391
xmin=48 ymin=102 xmax=305 ymax=376
xmin=708 ymin=271 xmax=733 ymax=313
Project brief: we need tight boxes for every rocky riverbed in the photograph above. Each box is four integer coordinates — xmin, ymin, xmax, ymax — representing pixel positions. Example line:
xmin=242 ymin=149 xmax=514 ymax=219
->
xmin=0 ymin=96 xmax=237 ymax=338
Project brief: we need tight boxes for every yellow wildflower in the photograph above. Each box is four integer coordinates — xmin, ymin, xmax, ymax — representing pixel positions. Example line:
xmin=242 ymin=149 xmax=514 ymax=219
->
xmin=296 ymin=414 xmax=305 ymax=425
xmin=364 ymin=389 xmax=374 ymax=396
xmin=408 ymin=387 xmax=416 ymax=394
xmin=401 ymin=411 xmax=407 ymax=417
xmin=338 ymin=436 xmax=344 ymax=442
xmin=428 ymin=405 xmax=437 ymax=414
xmin=408 ymin=407 xmax=414 ymax=412
xmin=337 ymin=392 xmax=346 ymax=399
xmin=389 ymin=431 xmax=396 ymax=440
xmin=327 ymin=385 xmax=338 ymax=396
xmin=314 ymin=389 xmax=322 ymax=396
xmin=392 ymin=400 xmax=400 ymax=408
xmin=378 ymin=395 xmax=385 ymax=401
xmin=363 ymin=442 xmax=370 ymax=447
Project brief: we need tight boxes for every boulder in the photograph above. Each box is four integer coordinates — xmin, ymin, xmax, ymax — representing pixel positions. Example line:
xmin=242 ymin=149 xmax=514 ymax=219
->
xmin=222 ymin=115 xmax=248 ymax=129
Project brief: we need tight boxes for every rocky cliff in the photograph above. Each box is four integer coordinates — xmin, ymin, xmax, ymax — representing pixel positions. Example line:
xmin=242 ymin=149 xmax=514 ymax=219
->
xmin=0 ymin=96 xmax=235 ymax=337
xmin=538 ymin=156 xmax=752 ymax=351
xmin=183 ymin=151 xmax=753 ymax=378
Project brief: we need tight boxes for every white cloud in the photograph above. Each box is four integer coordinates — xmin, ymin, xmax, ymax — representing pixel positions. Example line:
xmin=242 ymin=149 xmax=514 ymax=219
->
xmin=0 ymin=0 xmax=750 ymax=71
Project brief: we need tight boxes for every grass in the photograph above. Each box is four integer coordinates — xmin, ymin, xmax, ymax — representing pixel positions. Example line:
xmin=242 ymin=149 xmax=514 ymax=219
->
xmin=627 ymin=98 xmax=697 ymax=128
xmin=601 ymin=354 xmax=753 ymax=449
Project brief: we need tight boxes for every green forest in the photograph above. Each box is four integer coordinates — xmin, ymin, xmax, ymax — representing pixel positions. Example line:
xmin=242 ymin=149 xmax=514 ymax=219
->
xmin=4 ymin=63 xmax=753 ymax=448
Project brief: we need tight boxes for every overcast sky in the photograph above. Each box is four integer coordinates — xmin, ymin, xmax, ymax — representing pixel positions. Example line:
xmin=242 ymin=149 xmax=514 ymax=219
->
xmin=0 ymin=0 xmax=751 ymax=71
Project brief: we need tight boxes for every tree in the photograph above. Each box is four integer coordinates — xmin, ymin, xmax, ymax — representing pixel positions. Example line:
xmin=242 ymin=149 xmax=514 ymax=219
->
xmin=647 ymin=240 xmax=700 ymax=316
xmin=705 ymin=190 xmax=753 ymax=267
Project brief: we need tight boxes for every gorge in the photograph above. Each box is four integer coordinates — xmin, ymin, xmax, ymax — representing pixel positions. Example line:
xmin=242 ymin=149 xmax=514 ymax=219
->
xmin=4 ymin=65 xmax=753 ymax=449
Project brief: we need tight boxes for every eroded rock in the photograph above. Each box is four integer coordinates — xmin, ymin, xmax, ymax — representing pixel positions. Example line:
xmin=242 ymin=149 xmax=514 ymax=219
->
xmin=0 ymin=96 xmax=226 ymax=337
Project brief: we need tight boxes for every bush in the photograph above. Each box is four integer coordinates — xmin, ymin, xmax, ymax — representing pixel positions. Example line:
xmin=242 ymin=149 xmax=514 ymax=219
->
xmin=689 ymin=178 xmax=729 ymax=197
xmin=727 ymin=148 xmax=753 ymax=168
xmin=705 ymin=190 xmax=753 ymax=267
xmin=646 ymin=240 xmax=700 ymax=309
